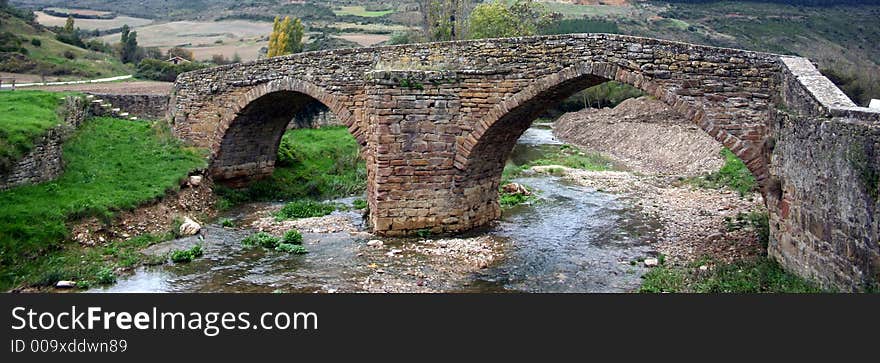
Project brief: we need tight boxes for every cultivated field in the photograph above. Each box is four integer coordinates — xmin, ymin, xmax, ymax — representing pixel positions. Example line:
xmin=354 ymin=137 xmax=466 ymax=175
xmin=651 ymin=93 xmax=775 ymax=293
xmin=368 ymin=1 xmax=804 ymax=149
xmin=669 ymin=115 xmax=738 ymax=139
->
xmin=35 ymin=11 xmax=153 ymax=30
xmin=96 ymin=20 xmax=274 ymax=61
xmin=333 ymin=6 xmax=395 ymax=18
xmin=336 ymin=33 xmax=390 ymax=47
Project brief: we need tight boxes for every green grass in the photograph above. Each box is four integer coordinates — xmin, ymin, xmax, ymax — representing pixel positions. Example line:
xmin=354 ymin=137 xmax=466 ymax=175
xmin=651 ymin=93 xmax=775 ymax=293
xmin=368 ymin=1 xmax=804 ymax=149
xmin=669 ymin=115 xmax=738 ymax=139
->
xmin=274 ymin=200 xmax=336 ymax=220
xmin=640 ymin=257 xmax=824 ymax=293
xmin=333 ymin=6 xmax=395 ymax=18
xmin=1 ymin=9 xmax=132 ymax=78
xmin=215 ymin=126 xmax=366 ymax=205
xmin=529 ymin=145 xmax=615 ymax=172
xmin=685 ymin=148 xmax=757 ymax=197
xmin=0 ymin=91 xmax=67 ymax=172
xmin=0 ymin=117 xmax=206 ymax=290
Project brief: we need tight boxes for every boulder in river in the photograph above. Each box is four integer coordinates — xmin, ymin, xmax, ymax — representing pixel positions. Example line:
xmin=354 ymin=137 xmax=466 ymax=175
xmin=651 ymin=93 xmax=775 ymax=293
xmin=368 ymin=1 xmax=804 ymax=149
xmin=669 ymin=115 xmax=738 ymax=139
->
xmin=179 ymin=217 xmax=201 ymax=236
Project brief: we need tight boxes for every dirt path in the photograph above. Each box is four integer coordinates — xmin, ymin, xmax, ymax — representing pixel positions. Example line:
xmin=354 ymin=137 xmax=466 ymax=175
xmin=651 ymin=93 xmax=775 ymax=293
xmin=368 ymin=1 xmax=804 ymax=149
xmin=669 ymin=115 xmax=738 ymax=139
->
xmin=28 ymin=80 xmax=173 ymax=95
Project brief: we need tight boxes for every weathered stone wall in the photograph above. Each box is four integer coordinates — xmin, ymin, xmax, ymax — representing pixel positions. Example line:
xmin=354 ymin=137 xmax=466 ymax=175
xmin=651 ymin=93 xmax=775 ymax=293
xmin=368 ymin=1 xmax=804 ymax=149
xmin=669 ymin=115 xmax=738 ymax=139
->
xmin=764 ymin=57 xmax=880 ymax=291
xmin=88 ymin=93 xmax=169 ymax=120
xmin=0 ymin=96 xmax=88 ymax=190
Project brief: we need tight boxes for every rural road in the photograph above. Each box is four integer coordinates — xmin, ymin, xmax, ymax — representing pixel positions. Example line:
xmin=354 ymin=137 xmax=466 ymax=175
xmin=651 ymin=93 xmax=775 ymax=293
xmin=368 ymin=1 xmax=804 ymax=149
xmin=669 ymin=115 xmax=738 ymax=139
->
xmin=0 ymin=75 xmax=133 ymax=89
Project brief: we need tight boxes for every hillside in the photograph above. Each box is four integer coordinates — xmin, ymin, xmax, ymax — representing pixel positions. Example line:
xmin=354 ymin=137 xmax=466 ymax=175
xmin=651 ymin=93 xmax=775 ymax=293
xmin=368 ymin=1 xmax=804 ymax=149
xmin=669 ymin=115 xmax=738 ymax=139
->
xmin=0 ymin=3 xmax=130 ymax=79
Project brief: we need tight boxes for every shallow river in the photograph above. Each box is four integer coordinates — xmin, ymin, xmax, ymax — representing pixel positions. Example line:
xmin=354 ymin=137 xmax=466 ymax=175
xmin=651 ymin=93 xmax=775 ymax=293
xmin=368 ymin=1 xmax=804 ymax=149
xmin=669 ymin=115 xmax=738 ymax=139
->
xmin=100 ymin=125 xmax=661 ymax=293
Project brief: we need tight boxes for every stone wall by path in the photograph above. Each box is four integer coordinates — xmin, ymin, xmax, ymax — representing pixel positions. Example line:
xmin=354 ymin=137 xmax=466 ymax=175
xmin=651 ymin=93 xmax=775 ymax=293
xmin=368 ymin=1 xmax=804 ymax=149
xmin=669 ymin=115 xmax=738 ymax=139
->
xmin=0 ymin=96 xmax=88 ymax=190
xmin=88 ymin=93 xmax=169 ymax=120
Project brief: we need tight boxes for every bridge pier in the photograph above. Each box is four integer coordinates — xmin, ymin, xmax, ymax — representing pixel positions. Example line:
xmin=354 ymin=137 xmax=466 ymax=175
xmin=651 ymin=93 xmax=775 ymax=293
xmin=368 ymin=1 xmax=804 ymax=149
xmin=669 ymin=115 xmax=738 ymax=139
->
xmin=364 ymin=71 xmax=501 ymax=235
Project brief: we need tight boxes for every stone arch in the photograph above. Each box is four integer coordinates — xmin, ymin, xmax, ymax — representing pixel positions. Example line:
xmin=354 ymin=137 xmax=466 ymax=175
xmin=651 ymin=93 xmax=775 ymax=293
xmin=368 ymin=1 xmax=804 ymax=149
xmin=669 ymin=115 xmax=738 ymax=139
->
xmin=455 ymin=61 xmax=767 ymax=192
xmin=210 ymin=78 xmax=362 ymax=186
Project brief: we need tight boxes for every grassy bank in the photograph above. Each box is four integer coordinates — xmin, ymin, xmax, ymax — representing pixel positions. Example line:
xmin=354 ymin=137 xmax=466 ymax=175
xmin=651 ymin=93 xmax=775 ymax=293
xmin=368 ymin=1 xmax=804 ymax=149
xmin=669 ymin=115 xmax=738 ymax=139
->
xmin=684 ymin=148 xmax=757 ymax=197
xmin=639 ymin=257 xmax=824 ymax=293
xmin=0 ymin=117 xmax=206 ymax=290
xmin=0 ymin=90 xmax=67 ymax=172
xmin=216 ymin=126 xmax=366 ymax=207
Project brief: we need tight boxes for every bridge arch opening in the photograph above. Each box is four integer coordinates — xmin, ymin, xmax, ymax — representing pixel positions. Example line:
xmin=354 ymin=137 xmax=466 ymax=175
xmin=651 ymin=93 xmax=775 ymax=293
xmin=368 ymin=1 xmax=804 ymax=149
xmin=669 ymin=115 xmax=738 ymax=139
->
xmin=456 ymin=63 xmax=768 ymax=220
xmin=211 ymin=87 xmax=359 ymax=187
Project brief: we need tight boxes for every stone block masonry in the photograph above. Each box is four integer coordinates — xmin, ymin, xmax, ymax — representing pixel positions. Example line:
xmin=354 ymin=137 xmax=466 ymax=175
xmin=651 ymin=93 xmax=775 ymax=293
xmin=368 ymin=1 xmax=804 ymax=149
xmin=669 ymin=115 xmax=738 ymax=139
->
xmin=0 ymin=96 xmax=88 ymax=190
xmin=170 ymin=33 xmax=880 ymax=291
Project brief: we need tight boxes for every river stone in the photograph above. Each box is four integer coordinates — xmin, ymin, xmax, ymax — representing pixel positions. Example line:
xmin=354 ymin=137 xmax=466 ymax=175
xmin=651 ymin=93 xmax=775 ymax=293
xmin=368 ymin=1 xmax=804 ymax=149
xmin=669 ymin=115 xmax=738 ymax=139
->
xmin=367 ymin=240 xmax=384 ymax=248
xmin=55 ymin=281 xmax=76 ymax=288
xmin=179 ymin=217 xmax=201 ymax=236
xmin=644 ymin=258 xmax=660 ymax=267
xmin=188 ymin=175 xmax=203 ymax=187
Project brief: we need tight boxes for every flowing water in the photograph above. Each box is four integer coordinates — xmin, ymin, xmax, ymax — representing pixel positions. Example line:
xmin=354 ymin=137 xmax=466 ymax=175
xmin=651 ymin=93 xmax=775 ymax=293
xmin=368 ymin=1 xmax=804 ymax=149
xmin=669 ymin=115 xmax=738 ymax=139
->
xmin=99 ymin=124 xmax=660 ymax=293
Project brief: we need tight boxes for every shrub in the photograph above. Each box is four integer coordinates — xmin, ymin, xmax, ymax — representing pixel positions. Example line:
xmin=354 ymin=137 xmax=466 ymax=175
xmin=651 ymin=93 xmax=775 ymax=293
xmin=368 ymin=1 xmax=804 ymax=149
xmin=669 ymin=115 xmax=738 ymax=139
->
xmin=352 ymin=199 xmax=367 ymax=210
xmin=95 ymin=268 xmax=116 ymax=285
xmin=135 ymin=59 xmax=208 ymax=82
xmin=275 ymin=243 xmax=308 ymax=254
xmin=169 ymin=245 xmax=203 ymax=263
xmin=283 ymin=229 xmax=303 ymax=245
xmin=63 ymin=50 xmax=76 ymax=60
xmin=30 ymin=38 xmax=41 ymax=47
xmin=220 ymin=218 xmax=235 ymax=228
xmin=275 ymin=200 xmax=335 ymax=220
xmin=241 ymin=232 xmax=280 ymax=248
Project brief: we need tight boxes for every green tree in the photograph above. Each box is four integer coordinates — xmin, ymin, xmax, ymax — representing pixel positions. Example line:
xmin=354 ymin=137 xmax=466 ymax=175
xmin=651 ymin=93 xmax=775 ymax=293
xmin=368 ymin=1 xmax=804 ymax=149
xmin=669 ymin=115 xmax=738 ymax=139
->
xmin=469 ymin=0 xmax=554 ymax=39
xmin=119 ymin=25 xmax=139 ymax=64
xmin=64 ymin=15 xmax=75 ymax=33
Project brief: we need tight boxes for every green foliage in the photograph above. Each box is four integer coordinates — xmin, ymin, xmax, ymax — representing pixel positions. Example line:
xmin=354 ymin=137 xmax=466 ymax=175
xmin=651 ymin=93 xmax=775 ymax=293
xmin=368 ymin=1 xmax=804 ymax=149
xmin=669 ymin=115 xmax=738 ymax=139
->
xmin=529 ymin=145 xmax=615 ymax=171
xmin=0 ymin=117 xmax=206 ymax=289
xmin=0 ymin=91 xmax=65 ymax=173
xmin=283 ymin=229 xmax=303 ymax=245
xmin=686 ymin=148 xmax=757 ymax=197
xmin=120 ymin=25 xmax=139 ymax=64
xmin=499 ymin=191 xmax=535 ymax=208
xmin=216 ymin=126 xmax=366 ymax=204
xmin=169 ymin=245 xmax=203 ymax=263
xmin=352 ymin=199 xmax=367 ymax=210
xmin=469 ymin=0 xmax=554 ymax=39
xmin=135 ymin=59 xmax=209 ymax=82
xmin=398 ymin=78 xmax=424 ymax=90
xmin=640 ymin=257 xmax=824 ymax=293
xmin=95 ymin=267 xmax=117 ymax=285
xmin=275 ymin=200 xmax=336 ymax=220
xmin=275 ymin=243 xmax=308 ymax=254
xmin=545 ymin=82 xmax=645 ymax=118
xmin=242 ymin=232 xmax=280 ymax=249
xmin=267 ymin=16 xmax=305 ymax=57
xmin=220 ymin=218 xmax=235 ymax=228
xmin=416 ymin=229 xmax=432 ymax=239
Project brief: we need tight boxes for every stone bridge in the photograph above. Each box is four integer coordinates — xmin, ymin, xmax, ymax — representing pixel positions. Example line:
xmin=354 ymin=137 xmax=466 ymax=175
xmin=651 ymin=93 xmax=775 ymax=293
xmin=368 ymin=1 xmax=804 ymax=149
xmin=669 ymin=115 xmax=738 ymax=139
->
xmin=169 ymin=34 xmax=880 ymax=291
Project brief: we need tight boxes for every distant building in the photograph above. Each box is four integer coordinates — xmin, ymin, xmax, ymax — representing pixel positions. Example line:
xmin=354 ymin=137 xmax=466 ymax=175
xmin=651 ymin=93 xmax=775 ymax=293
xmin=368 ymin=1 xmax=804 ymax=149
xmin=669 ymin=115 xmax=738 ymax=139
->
xmin=870 ymin=99 xmax=880 ymax=110
xmin=166 ymin=56 xmax=191 ymax=65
